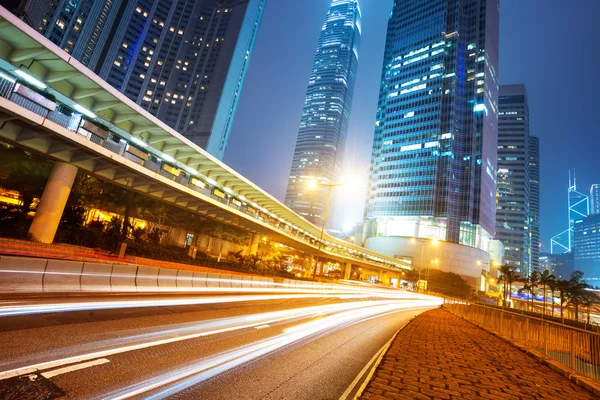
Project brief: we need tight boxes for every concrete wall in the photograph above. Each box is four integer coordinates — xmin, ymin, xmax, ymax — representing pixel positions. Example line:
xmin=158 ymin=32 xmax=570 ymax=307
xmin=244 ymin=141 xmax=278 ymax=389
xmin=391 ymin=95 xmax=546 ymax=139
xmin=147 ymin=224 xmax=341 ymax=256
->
xmin=0 ymin=255 xmax=408 ymax=295
xmin=364 ymin=236 xmax=491 ymax=289
xmin=162 ymin=227 xmax=247 ymax=258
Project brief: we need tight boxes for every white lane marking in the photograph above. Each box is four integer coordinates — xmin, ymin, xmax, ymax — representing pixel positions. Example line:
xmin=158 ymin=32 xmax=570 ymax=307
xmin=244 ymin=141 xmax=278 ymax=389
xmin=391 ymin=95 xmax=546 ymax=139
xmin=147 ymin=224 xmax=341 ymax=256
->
xmin=0 ymin=301 xmax=434 ymax=381
xmin=0 ymin=315 xmax=299 ymax=381
xmin=107 ymin=305 xmax=425 ymax=399
xmin=337 ymin=332 xmax=396 ymax=400
xmin=41 ymin=358 xmax=110 ymax=379
xmin=254 ymin=325 xmax=270 ymax=330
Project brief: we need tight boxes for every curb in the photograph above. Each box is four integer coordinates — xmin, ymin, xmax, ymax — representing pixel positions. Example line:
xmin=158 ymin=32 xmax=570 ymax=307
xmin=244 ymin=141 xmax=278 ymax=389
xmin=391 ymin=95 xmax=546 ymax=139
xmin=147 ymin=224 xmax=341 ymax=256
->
xmin=353 ymin=316 xmax=417 ymax=399
xmin=441 ymin=307 xmax=600 ymax=398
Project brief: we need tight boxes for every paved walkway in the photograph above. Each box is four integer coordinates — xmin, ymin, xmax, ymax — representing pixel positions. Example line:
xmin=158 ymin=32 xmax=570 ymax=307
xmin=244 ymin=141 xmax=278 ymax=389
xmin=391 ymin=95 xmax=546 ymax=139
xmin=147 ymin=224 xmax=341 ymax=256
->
xmin=360 ymin=308 xmax=597 ymax=400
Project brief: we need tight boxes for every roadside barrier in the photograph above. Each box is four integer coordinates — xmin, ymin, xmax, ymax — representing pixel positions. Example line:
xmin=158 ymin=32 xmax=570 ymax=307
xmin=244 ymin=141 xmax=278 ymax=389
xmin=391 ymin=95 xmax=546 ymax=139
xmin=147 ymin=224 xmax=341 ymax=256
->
xmin=0 ymin=255 xmax=411 ymax=296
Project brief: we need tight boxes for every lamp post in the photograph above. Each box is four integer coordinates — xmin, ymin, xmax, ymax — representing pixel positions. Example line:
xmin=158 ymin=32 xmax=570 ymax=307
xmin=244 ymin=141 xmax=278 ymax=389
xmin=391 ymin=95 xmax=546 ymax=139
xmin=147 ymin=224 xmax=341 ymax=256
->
xmin=411 ymin=237 xmax=439 ymax=292
xmin=308 ymin=180 xmax=343 ymax=280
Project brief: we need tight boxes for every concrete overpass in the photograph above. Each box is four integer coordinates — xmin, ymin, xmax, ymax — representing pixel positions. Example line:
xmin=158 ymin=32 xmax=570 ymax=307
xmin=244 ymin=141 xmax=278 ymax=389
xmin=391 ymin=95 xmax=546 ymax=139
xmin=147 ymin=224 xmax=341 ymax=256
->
xmin=0 ymin=7 xmax=410 ymax=280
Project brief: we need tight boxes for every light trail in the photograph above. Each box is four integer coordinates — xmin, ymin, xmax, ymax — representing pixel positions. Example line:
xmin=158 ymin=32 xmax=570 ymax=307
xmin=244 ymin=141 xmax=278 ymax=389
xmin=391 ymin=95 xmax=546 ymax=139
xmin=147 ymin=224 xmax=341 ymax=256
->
xmin=0 ymin=291 xmax=431 ymax=317
xmin=104 ymin=303 xmax=430 ymax=399
xmin=0 ymin=299 xmax=441 ymax=380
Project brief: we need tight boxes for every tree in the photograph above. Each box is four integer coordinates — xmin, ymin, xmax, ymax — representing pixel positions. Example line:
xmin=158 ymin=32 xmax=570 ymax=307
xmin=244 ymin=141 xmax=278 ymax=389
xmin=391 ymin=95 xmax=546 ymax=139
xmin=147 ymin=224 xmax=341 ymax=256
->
xmin=555 ymin=279 xmax=570 ymax=320
xmin=427 ymin=270 xmax=472 ymax=299
xmin=547 ymin=275 xmax=558 ymax=317
xmin=498 ymin=264 xmax=520 ymax=307
xmin=403 ymin=269 xmax=420 ymax=291
xmin=566 ymin=270 xmax=590 ymax=321
xmin=521 ymin=270 xmax=540 ymax=312
xmin=0 ymin=144 xmax=52 ymax=216
xmin=538 ymin=270 xmax=555 ymax=317
xmin=581 ymin=292 xmax=600 ymax=324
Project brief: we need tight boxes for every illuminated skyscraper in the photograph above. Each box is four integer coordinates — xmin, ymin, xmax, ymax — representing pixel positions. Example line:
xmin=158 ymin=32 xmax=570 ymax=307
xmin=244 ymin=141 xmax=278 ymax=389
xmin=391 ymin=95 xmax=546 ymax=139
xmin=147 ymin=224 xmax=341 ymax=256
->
xmin=591 ymin=184 xmax=600 ymax=215
xmin=529 ymin=135 xmax=540 ymax=271
xmin=285 ymin=0 xmax=361 ymax=226
xmin=15 ymin=0 xmax=265 ymax=159
xmin=365 ymin=0 xmax=499 ymax=249
xmin=495 ymin=84 xmax=531 ymax=274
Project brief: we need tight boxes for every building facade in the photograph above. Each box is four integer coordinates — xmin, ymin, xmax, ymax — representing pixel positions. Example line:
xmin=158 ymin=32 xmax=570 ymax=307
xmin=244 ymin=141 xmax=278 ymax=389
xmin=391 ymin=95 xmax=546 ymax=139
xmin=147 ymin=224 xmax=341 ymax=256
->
xmin=573 ymin=214 xmax=600 ymax=284
xmin=495 ymin=84 xmax=531 ymax=275
xmin=17 ymin=0 xmax=265 ymax=159
xmin=591 ymin=184 xmax=600 ymax=215
xmin=285 ymin=0 xmax=361 ymax=226
xmin=529 ymin=136 xmax=540 ymax=272
xmin=364 ymin=0 xmax=500 ymax=250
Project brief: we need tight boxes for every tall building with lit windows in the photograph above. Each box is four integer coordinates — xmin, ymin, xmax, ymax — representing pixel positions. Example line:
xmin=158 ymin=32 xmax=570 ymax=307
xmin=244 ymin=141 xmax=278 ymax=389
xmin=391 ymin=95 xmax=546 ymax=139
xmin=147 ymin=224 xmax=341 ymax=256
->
xmin=285 ymin=0 xmax=361 ymax=226
xmin=364 ymin=0 xmax=500 ymax=250
xmin=495 ymin=84 xmax=531 ymax=275
xmin=14 ymin=0 xmax=265 ymax=159
xmin=529 ymin=135 xmax=540 ymax=272
xmin=591 ymin=184 xmax=600 ymax=215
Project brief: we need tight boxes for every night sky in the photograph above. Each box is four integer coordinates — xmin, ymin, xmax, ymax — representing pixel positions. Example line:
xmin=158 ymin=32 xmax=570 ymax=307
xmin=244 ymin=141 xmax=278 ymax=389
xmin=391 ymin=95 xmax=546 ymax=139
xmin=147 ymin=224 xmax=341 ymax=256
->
xmin=225 ymin=0 xmax=600 ymax=250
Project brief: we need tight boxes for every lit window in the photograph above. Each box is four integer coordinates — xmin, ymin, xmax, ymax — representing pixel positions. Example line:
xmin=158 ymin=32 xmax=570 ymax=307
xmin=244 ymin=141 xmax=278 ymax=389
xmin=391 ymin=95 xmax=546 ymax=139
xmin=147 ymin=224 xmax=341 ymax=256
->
xmin=170 ymin=27 xmax=175 ymax=32
xmin=56 ymin=20 xmax=65 ymax=29
xmin=139 ymin=74 xmax=145 ymax=78
xmin=122 ymin=42 xmax=128 ymax=48
xmin=114 ymin=60 xmax=121 ymax=66
xmin=135 ymin=7 xmax=142 ymax=13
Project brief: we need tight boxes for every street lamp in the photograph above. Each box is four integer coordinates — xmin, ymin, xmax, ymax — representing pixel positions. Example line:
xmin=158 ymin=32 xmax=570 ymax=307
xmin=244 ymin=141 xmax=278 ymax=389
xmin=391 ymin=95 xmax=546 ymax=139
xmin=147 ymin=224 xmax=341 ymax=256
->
xmin=307 ymin=180 xmax=343 ymax=280
xmin=411 ymin=237 xmax=439 ymax=292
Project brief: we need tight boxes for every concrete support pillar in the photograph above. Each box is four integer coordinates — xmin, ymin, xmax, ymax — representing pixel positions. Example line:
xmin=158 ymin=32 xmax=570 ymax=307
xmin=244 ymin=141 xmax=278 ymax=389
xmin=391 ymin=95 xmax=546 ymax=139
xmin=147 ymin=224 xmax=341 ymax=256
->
xmin=343 ymin=262 xmax=351 ymax=280
xmin=378 ymin=269 xmax=385 ymax=285
xmin=248 ymin=233 xmax=260 ymax=256
xmin=29 ymin=162 xmax=78 ymax=244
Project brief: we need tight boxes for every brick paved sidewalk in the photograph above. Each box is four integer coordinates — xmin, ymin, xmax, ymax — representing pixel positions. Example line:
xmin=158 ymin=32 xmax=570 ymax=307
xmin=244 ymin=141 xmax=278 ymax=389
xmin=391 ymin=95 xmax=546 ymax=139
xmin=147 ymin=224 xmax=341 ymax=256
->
xmin=360 ymin=308 xmax=597 ymax=400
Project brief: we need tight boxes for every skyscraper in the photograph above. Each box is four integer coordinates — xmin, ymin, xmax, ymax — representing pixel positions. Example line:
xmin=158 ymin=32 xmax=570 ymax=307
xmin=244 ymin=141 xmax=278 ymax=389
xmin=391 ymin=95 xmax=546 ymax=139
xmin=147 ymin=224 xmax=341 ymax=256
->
xmin=17 ymin=0 xmax=265 ymax=160
xmin=529 ymin=135 xmax=540 ymax=271
xmin=573 ymin=214 xmax=600 ymax=283
xmin=591 ymin=184 xmax=600 ymax=215
xmin=285 ymin=0 xmax=361 ymax=226
xmin=364 ymin=0 xmax=499 ymax=249
xmin=495 ymin=84 xmax=531 ymax=274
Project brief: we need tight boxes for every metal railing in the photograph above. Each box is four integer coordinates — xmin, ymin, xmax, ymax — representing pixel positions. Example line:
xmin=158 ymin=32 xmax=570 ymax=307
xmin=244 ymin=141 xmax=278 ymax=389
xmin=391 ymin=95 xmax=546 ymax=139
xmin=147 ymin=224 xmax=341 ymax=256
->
xmin=444 ymin=302 xmax=600 ymax=382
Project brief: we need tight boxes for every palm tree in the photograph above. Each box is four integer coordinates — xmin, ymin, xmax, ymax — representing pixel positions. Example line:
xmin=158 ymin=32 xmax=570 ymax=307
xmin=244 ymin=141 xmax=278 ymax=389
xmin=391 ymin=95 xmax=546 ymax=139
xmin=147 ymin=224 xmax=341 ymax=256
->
xmin=567 ymin=270 xmax=590 ymax=322
xmin=556 ymin=279 xmax=570 ymax=321
xmin=547 ymin=276 xmax=557 ymax=317
xmin=582 ymin=292 xmax=600 ymax=325
xmin=538 ymin=270 xmax=555 ymax=316
xmin=498 ymin=264 xmax=520 ymax=308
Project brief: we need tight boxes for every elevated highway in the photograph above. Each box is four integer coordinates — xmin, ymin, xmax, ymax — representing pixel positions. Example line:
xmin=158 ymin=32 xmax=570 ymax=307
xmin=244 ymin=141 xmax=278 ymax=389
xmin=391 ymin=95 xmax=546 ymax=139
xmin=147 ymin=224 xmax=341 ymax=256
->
xmin=0 ymin=7 xmax=409 ymax=278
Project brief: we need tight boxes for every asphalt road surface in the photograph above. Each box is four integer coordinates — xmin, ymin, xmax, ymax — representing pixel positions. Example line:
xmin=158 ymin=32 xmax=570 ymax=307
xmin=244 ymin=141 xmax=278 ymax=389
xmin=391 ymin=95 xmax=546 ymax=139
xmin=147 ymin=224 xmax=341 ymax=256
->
xmin=0 ymin=292 xmax=439 ymax=399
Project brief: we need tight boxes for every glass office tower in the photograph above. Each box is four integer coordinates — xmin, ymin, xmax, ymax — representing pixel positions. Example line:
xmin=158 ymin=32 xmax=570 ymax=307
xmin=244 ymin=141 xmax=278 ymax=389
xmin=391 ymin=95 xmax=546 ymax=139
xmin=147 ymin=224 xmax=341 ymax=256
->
xmin=496 ymin=84 xmax=531 ymax=275
xmin=285 ymin=0 xmax=361 ymax=226
xmin=574 ymin=214 xmax=600 ymax=283
xmin=591 ymin=184 xmax=600 ymax=215
xmin=365 ymin=0 xmax=499 ymax=249
xmin=529 ymin=135 xmax=540 ymax=272
xmin=21 ymin=0 xmax=265 ymax=160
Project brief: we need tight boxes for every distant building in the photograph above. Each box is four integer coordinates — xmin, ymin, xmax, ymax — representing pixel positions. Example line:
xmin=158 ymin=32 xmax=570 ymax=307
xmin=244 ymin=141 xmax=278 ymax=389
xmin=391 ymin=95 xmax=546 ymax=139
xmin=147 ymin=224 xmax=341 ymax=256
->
xmin=361 ymin=0 xmax=499 ymax=290
xmin=529 ymin=136 xmax=540 ymax=272
xmin=539 ymin=252 xmax=574 ymax=280
xmin=573 ymin=214 xmax=600 ymax=284
xmin=496 ymin=84 xmax=531 ymax=275
xmin=13 ymin=0 xmax=266 ymax=159
xmin=551 ymin=172 xmax=589 ymax=254
xmin=591 ymin=184 xmax=600 ymax=215
xmin=285 ymin=0 xmax=361 ymax=226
